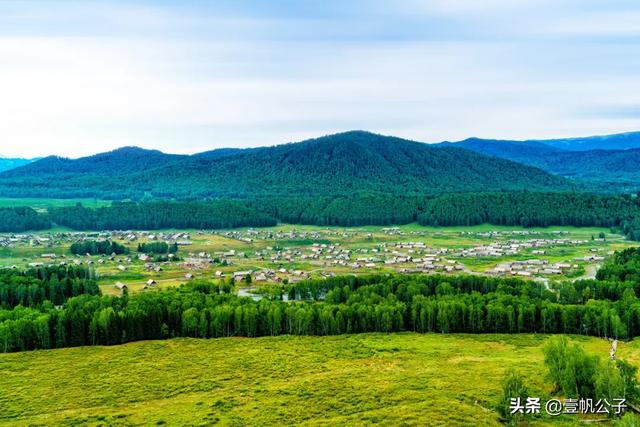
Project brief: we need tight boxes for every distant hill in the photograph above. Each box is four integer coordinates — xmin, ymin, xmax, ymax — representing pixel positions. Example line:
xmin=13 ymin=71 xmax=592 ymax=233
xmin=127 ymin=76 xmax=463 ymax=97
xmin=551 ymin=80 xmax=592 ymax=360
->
xmin=193 ymin=148 xmax=245 ymax=159
xmin=535 ymin=131 xmax=640 ymax=151
xmin=0 ymin=157 xmax=37 ymax=173
xmin=444 ymin=133 xmax=640 ymax=191
xmin=9 ymin=147 xmax=185 ymax=175
xmin=0 ymin=131 xmax=571 ymax=199
xmin=440 ymin=138 xmax=561 ymax=166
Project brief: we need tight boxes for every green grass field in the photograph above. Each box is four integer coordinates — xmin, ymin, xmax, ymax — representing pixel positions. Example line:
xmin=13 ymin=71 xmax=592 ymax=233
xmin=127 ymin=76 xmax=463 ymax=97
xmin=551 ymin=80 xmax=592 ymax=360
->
xmin=0 ymin=197 xmax=110 ymax=212
xmin=1 ymin=333 xmax=636 ymax=426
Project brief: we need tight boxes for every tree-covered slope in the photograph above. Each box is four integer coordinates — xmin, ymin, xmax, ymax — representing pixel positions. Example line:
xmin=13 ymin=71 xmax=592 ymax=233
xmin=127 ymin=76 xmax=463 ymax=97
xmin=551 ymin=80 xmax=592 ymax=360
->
xmin=3 ymin=146 xmax=185 ymax=176
xmin=0 ymin=147 xmax=187 ymax=199
xmin=441 ymin=138 xmax=561 ymax=167
xmin=0 ymin=131 xmax=571 ymax=199
xmin=0 ymin=157 xmax=36 ymax=173
xmin=447 ymin=137 xmax=640 ymax=191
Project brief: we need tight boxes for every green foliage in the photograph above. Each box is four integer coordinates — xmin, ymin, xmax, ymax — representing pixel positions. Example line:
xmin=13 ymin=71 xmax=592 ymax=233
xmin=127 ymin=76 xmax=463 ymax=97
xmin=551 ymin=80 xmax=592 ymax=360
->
xmin=137 ymin=242 xmax=177 ymax=255
xmin=616 ymin=413 xmax=640 ymax=427
xmin=449 ymin=135 xmax=640 ymax=191
xmin=42 ymin=192 xmax=640 ymax=239
xmin=544 ymin=336 xmax=638 ymax=408
xmin=544 ymin=336 xmax=597 ymax=398
xmin=49 ymin=200 xmax=277 ymax=230
xmin=418 ymin=192 xmax=640 ymax=233
xmin=595 ymin=360 xmax=625 ymax=404
xmin=1 ymin=266 xmax=640 ymax=352
xmin=617 ymin=360 xmax=640 ymax=403
xmin=70 ymin=240 xmax=128 ymax=255
xmin=2 ymin=191 xmax=640 ymax=238
xmin=0 ymin=131 xmax=570 ymax=199
xmin=1 ymin=246 xmax=640 ymax=353
xmin=499 ymin=369 xmax=529 ymax=420
xmin=598 ymin=248 xmax=640 ymax=283
xmin=0 ymin=207 xmax=50 ymax=231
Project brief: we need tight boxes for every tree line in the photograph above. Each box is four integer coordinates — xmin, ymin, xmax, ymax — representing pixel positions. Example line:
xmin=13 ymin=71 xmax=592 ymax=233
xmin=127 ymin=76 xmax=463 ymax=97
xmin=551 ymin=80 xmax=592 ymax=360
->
xmin=0 ymin=207 xmax=51 ymax=232
xmin=0 ymin=192 xmax=637 ymax=241
xmin=70 ymin=240 xmax=129 ymax=256
xmin=0 ymin=266 xmax=99 ymax=309
xmin=48 ymin=201 xmax=277 ymax=230
xmin=137 ymin=241 xmax=178 ymax=254
xmin=501 ymin=337 xmax=639 ymax=424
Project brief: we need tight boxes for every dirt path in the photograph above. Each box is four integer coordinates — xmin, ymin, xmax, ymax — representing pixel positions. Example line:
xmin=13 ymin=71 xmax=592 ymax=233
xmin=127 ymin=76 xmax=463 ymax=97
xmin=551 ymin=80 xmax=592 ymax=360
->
xmin=571 ymin=263 xmax=600 ymax=282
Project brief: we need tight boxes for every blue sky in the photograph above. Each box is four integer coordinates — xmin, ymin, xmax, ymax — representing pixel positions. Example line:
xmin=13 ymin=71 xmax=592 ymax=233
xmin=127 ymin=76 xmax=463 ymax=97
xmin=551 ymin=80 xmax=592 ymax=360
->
xmin=0 ymin=0 xmax=639 ymax=157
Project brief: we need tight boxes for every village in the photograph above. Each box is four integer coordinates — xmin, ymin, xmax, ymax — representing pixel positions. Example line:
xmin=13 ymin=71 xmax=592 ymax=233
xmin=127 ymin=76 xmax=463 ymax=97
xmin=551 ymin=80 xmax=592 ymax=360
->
xmin=0 ymin=224 xmax=633 ymax=295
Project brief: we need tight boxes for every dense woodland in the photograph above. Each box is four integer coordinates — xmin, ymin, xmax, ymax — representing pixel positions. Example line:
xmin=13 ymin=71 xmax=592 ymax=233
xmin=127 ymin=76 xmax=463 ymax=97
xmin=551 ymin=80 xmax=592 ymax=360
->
xmin=0 ymin=207 xmax=51 ymax=232
xmin=0 ymin=132 xmax=571 ymax=199
xmin=48 ymin=201 xmax=277 ymax=230
xmin=3 ymin=192 xmax=640 ymax=242
xmin=70 ymin=240 xmax=129 ymax=256
xmin=417 ymin=192 xmax=640 ymax=231
xmin=137 ymin=242 xmax=178 ymax=254
xmin=45 ymin=193 xmax=640 ymax=241
xmin=449 ymin=135 xmax=640 ymax=192
xmin=0 ymin=266 xmax=99 ymax=309
xmin=1 ymin=249 xmax=640 ymax=352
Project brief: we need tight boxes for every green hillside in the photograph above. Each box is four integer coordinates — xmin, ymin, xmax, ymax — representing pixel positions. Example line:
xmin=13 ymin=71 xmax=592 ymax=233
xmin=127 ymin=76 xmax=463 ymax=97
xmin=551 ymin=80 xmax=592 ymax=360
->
xmin=447 ymin=136 xmax=640 ymax=191
xmin=0 ymin=131 xmax=571 ymax=199
xmin=0 ymin=157 xmax=35 ymax=173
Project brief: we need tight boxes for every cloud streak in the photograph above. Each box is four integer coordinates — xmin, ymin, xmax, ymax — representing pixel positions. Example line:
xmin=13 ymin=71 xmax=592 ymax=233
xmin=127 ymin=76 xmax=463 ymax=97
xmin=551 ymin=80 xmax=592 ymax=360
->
xmin=0 ymin=0 xmax=639 ymax=157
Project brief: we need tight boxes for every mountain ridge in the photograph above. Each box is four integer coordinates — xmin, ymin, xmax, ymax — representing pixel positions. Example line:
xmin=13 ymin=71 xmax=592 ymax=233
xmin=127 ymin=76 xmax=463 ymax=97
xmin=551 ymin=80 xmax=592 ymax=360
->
xmin=0 ymin=157 xmax=38 ymax=173
xmin=0 ymin=131 xmax=572 ymax=199
xmin=444 ymin=134 xmax=640 ymax=191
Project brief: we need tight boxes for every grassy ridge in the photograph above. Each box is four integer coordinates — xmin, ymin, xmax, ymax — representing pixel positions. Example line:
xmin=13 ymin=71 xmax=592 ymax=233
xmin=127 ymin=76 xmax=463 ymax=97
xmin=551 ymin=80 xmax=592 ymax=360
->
xmin=1 ymin=333 xmax=635 ymax=426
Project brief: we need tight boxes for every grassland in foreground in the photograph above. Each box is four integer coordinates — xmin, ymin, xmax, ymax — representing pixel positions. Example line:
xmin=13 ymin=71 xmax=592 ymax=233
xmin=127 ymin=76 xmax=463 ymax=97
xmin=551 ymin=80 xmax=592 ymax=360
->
xmin=1 ymin=333 xmax=637 ymax=426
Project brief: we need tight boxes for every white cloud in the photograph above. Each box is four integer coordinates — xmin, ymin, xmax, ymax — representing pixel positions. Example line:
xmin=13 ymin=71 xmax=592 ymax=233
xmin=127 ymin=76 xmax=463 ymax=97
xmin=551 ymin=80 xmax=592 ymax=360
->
xmin=0 ymin=0 xmax=638 ymax=158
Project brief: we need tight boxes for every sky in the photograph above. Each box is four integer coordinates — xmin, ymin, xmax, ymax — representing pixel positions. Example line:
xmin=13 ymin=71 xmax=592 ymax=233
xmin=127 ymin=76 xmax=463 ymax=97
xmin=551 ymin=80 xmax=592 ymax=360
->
xmin=0 ymin=0 xmax=639 ymax=158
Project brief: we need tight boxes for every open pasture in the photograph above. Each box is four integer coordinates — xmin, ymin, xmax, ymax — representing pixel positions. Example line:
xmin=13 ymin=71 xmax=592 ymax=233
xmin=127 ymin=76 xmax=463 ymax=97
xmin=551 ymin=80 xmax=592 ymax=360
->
xmin=1 ymin=333 xmax=635 ymax=426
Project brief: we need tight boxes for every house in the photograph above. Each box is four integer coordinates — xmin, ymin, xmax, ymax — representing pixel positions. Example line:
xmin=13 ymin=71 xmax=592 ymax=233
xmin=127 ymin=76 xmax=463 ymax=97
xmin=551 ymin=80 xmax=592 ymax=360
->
xmin=185 ymin=273 xmax=194 ymax=280
xmin=115 ymin=282 xmax=128 ymax=291
xmin=233 ymin=271 xmax=252 ymax=279
xmin=147 ymin=279 xmax=157 ymax=286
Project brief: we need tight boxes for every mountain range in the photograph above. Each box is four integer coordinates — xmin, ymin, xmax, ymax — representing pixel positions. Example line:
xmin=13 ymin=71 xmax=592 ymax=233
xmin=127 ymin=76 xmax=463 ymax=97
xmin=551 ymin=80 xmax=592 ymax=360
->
xmin=0 ymin=131 xmax=571 ymax=199
xmin=442 ymin=132 xmax=640 ymax=190
xmin=0 ymin=157 xmax=37 ymax=173
xmin=1 ymin=130 xmax=639 ymax=200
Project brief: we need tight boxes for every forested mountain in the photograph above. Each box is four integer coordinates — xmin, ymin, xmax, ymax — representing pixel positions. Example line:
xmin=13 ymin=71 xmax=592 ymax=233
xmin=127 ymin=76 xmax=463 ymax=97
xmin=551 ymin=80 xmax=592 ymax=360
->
xmin=0 ymin=157 xmax=35 ymax=173
xmin=447 ymin=131 xmax=640 ymax=152
xmin=447 ymin=136 xmax=640 ymax=190
xmin=3 ymin=146 xmax=185 ymax=176
xmin=441 ymin=138 xmax=561 ymax=167
xmin=0 ymin=131 xmax=570 ymax=199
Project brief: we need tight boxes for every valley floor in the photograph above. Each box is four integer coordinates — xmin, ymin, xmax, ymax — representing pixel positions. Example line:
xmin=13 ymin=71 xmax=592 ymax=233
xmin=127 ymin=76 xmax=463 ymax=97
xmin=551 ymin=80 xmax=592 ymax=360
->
xmin=1 ymin=333 xmax=637 ymax=426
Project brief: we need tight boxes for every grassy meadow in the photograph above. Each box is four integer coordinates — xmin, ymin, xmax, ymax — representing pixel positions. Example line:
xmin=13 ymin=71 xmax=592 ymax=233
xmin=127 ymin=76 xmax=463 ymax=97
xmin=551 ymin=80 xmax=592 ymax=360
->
xmin=0 ymin=197 xmax=110 ymax=212
xmin=1 ymin=333 xmax=637 ymax=426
